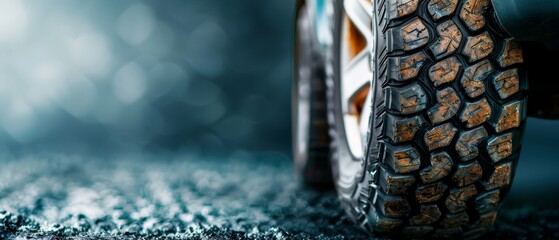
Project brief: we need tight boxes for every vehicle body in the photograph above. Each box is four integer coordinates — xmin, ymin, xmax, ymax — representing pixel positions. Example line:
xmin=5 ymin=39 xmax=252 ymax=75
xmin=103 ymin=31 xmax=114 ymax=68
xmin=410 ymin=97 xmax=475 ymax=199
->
xmin=293 ymin=0 xmax=559 ymax=238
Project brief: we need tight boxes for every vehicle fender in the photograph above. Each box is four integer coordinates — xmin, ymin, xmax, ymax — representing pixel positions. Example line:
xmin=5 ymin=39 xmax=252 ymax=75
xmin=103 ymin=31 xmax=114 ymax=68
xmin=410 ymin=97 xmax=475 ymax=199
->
xmin=493 ymin=0 xmax=559 ymax=48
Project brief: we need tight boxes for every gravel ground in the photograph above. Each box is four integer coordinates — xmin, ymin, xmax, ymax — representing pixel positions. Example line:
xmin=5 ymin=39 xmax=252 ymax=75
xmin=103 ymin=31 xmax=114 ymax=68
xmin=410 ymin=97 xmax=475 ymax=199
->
xmin=0 ymin=152 xmax=558 ymax=239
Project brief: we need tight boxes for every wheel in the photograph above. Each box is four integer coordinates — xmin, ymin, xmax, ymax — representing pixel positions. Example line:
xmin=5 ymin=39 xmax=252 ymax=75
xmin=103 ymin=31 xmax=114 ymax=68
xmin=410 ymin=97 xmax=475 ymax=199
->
xmin=327 ymin=0 xmax=527 ymax=238
xmin=293 ymin=2 xmax=333 ymax=187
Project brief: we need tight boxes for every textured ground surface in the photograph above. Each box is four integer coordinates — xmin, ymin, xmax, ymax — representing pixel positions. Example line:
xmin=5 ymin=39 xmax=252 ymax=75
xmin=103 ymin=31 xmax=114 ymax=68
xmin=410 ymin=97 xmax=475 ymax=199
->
xmin=0 ymin=151 xmax=558 ymax=239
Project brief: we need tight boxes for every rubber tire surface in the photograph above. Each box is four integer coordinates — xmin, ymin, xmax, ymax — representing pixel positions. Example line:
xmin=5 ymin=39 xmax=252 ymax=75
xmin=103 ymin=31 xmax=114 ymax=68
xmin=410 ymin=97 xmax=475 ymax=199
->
xmin=328 ymin=0 xmax=527 ymax=238
xmin=293 ymin=2 xmax=333 ymax=188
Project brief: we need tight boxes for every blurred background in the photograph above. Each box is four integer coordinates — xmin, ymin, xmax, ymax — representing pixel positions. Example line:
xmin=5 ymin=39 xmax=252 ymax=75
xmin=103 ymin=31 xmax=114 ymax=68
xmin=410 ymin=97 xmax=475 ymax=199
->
xmin=0 ymin=0 xmax=557 ymax=199
xmin=0 ymin=0 xmax=293 ymax=156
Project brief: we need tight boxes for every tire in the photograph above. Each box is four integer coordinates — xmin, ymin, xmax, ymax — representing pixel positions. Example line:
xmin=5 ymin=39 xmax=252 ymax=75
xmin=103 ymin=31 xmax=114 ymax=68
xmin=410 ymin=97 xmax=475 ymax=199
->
xmin=293 ymin=2 xmax=333 ymax=188
xmin=327 ymin=0 xmax=527 ymax=238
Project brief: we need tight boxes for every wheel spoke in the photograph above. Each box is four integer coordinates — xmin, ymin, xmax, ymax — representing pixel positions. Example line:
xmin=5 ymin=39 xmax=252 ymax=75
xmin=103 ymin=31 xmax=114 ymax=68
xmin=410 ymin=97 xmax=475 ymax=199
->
xmin=344 ymin=115 xmax=364 ymax=159
xmin=339 ymin=0 xmax=375 ymax=160
xmin=342 ymin=52 xmax=371 ymax=113
xmin=358 ymin=0 xmax=373 ymax=18
xmin=344 ymin=0 xmax=373 ymax=43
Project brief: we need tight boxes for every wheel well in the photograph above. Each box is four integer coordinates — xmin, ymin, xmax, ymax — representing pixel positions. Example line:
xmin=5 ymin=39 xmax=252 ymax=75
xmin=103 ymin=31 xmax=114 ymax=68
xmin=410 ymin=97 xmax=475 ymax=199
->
xmin=523 ymin=42 xmax=559 ymax=119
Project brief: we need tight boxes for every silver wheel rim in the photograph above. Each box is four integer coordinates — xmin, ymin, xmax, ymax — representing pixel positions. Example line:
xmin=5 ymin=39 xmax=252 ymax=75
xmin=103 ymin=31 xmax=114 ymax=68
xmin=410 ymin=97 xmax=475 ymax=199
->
xmin=337 ymin=0 xmax=374 ymax=179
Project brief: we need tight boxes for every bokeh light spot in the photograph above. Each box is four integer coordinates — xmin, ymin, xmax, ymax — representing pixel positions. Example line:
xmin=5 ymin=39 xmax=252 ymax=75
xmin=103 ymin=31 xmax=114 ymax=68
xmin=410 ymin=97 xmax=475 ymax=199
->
xmin=26 ymin=61 xmax=66 ymax=109
xmin=113 ymin=62 xmax=148 ymax=104
xmin=0 ymin=0 xmax=28 ymax=43
xmin=117 ymin=3 xmax=156 ymax=46
xmin=1 ymin=99 xmax=37 ymax=142
xmin=56 ymin=75 xmax=98 ymax=119
xmin=185 ymin=21 xmax=227 ymax=77
xmin=148 ymin=62 xmax=186 ymax=100
xmin=70 ymin=30 xmax=112 ymax=77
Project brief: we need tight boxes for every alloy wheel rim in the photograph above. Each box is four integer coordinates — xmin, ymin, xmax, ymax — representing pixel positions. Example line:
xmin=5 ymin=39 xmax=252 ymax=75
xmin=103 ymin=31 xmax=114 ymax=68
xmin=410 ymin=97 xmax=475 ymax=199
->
xmin=339 ymin=0 xmax=374 ymax=160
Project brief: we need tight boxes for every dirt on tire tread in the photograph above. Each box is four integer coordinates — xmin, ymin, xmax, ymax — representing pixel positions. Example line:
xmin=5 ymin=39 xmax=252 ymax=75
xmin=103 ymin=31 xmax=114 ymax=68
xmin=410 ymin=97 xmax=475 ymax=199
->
xmin=331 ymin=0 xmax=527 ymax=238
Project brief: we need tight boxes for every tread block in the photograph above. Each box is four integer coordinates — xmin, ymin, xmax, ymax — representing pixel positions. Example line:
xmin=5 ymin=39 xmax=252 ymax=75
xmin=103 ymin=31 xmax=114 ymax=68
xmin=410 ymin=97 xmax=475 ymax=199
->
xmin=385 ymin=114 xmax=424 ymax=143
xmin=440 ymin=212 xmax=469 ymax=228
xmin=427 ymin=0 xmax=459 ymax=21
xmin=389 ymin=52 xmax=427 ymax=81
xmin=433 ymin=227 xmax=462 ymax=238
xmin=410 ymin=204 xmax=442 ymax=225
xmin=460 ymin=98 xmax=492 ymax=128
xmin=463 ymin=32 xmax=494 ymax=62
xmin=452 ymin=161 xmax=483 ymax=187
xmin=445 ymin=184 xmax=477 ymax=213
xmin=373 ymin=215 xmax=403 ymax=231
xmin=387 ymin=0 xmax=421 ymax=20
xmin=498 ymin=38 xmax=524 ymax=67
xmin=376 ymin=219 xmax=402 ymax=231
xmin=493 ymin=69 xmax=520 ymax=99
xmin=461 ymin=59 xmax=493 ymax=98
xmin=455 ymin=126 xmax=488 ymax=161
xmin=401 ymin=18 xmax=430 ymax=51
xmin=359 ymin=187 xmax=372 ymax=207
xmin=429 ymin=57 xmax=462 ymax=87
xmin=463 ymin=228 xmax=489 ymax=239
xmin=473 ymin=211 xmax=498 ymax=228
xmin=420 ymin=151 xmax=453 ymax=183
xmin=485 ymin=162 xmax=512 ymax=190
xmin=430 ymin=20 xmax=462 ymax=59
xmin=384 ymin=145 xmax=422 ymax=173
xmin=416 ymin=182 xmax=448 ymax=203
xmin=475 ymin=190 xmax=500 ymax=213
xmin=428 ymin=87 xmax=461 ymax=124
xmin=495 ymin=101 xmax=522 ymax=133
xmin=379 ymin=167 xmax=416 ymax=194
xmin=403 ymin=226 xmax=434 ymax=236
xmin=486 ymin=133 xmax=513 ymax=163
xmin=377 ymin=192 xmax=411 ymax=218
xmin=385 ymin=83 xmax=428 ymax=114
xmin=459 ymin=0 xmax=490 ymax=31
xmin=368 ymin=204 xmax=403 ymax=231
xmin=424 ymin=122 xmax=458 ymax=151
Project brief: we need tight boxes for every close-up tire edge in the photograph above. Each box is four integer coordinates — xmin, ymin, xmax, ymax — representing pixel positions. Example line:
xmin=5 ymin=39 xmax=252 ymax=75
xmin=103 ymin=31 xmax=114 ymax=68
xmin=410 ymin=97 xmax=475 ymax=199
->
xmin=327 ymin=0 xmax=528 ymax=238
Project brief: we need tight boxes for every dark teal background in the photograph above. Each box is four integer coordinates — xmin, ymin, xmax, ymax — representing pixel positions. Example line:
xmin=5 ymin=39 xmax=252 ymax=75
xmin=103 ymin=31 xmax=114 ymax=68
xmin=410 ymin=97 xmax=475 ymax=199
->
xmin=0 ymin=0 xmax=294 ymax=156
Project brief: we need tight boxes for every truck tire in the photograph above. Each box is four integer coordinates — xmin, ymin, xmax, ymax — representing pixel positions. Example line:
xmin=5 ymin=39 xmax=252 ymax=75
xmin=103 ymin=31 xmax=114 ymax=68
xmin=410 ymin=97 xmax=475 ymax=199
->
xmin=293 ymin=2 xmax=333 ymax=188
xmin=327 ymin=0 xmax=527 ymax=238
